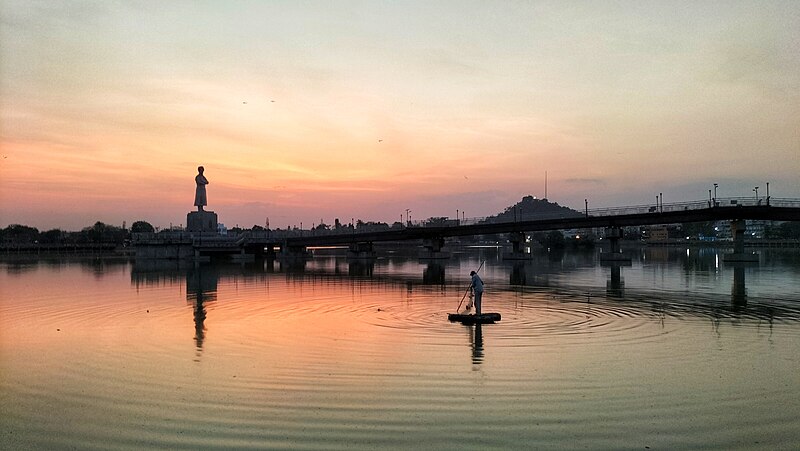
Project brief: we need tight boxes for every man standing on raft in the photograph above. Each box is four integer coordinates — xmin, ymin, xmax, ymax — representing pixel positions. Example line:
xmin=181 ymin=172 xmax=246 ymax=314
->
xmin=468 ymin=270 xmax=484 ymax=315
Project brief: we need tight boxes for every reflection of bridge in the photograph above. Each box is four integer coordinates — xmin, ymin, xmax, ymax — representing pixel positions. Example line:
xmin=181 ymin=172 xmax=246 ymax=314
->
xmin=133 ymin=198 xmax=800 ymax=261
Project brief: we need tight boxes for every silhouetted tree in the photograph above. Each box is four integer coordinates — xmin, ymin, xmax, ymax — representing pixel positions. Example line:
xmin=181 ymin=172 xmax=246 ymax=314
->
xmin=130 ymin=220 xmax=155 ymax=233
xmin=0 ymin=224 xmax=39 ymax=243
xmin=39 ymin=229 xmax=64 ymax=244
xmin=84 ymin=222 xmax=126 ymax=244
xmin=546 ymin=230 xmax=566 ymax=248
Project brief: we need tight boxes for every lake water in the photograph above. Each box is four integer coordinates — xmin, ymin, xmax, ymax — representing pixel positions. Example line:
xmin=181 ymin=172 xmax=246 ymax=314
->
xmin=1 ymin=247 xmax=799 ymax=450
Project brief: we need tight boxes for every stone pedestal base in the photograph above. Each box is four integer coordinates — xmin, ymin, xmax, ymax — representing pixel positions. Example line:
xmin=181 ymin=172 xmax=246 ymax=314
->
xmin=187 ymin=211 xmax=218 ymax=233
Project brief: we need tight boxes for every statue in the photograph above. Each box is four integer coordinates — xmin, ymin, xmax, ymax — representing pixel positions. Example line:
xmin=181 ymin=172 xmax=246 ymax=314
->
xmin=194 ymin=166 xmax=209 ymax=211
xmin=187 ymin=166 xmax=218 ymax=233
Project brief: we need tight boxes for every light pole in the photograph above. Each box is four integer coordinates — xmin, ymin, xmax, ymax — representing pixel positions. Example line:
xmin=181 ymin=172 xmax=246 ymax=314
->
xmin=753 ymin=186 xmax=759 ymax=201
xmin=405 ymin=209 xmax=411 ymax=226
xmin=713 ymin=183 xmax=718 ymax=205
xmin=766 ymin=182 xmax=770 ymax=205
xmin=456 ymin=209 xmax=459 ymax=225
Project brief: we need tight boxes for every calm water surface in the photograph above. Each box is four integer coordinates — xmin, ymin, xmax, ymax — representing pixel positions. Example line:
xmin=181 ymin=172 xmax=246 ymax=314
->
xmin=1 ymin=247 xmax=799 ymax=450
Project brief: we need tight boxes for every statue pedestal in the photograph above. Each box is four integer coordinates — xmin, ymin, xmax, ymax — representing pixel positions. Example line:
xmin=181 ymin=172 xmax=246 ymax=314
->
xmin=187 ymin=211 xmax=218 ymax=233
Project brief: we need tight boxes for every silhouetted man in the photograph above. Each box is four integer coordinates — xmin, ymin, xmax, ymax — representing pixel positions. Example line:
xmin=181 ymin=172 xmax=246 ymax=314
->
xmin=469 ymin=270 xmax=484 ymax=315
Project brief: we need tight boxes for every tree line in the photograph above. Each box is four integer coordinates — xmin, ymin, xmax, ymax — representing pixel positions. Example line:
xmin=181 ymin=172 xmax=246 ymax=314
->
xmin=0 ymin=221 xmax=156 ymax=245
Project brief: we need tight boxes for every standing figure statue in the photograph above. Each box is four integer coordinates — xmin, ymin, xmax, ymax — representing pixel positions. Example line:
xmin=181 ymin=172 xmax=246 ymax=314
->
xmin=194 ymin=166 xmax=209 ymax=211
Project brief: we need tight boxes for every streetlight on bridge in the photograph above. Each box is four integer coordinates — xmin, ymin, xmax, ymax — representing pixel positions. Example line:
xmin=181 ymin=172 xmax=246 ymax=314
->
xmin=753 ymin=186 xmax=759 ymax=201
xmin=766 ymin=182 xmax=770 ymax=206
xmin=713 ymin=183 xmax=718 ymax=206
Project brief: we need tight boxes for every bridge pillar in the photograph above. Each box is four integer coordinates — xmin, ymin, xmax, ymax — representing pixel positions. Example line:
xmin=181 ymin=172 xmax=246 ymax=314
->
xmin=348 ymin=260 xmax=374 ymax=277
xmin=723 ymin=220 xmax=759 ymax=262
xmin=600 ymin=227 xmax=630 ymax=262
xmin=607 ymin=265 xmax=624 ymax=298
xmin=731 ymin=263 xmax=747 ymax=309
xmin=422 ymin=262 xmax=446 ymax=285
xmin=230 ymin=247 xmax=254 ymax=262
xmin=280 ymin=243 xmax=311 ymax=260
xmin=503 ymin=231 xmax=533 ymax=260
xmin=420 ymin=237 xmax=450 ymax=259
xmin=347 ymin=242 xmax=376 ymax=259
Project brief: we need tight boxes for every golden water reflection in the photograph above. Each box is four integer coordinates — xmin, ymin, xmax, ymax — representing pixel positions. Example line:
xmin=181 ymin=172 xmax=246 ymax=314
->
xmin=2 ymin=250 xmax=800 ymax=450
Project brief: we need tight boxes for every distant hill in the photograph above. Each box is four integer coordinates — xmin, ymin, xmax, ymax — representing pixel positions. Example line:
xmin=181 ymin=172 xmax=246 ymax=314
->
xmin=484 ymin=196 xmax=583 ymax=223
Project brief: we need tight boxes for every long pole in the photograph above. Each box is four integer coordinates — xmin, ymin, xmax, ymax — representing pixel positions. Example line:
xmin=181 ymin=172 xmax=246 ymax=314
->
xmin=455 ymin=260 xmax=485 ymax=313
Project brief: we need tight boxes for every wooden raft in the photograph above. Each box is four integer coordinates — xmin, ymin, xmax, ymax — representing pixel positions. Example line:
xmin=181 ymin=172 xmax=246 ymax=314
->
xmin=448 ymin=313 xmax=501 ymax=324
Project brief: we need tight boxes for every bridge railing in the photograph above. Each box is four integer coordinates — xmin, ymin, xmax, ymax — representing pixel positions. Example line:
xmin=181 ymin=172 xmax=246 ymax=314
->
xmin=585 ymin=197 xmax=800 ymax=217
xmin=134 ymin=197 xmax=800 ymax=245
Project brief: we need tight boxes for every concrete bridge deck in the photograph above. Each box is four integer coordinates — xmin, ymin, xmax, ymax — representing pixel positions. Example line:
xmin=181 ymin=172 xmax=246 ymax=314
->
xmin=133 ymin=197 xmax=800 ymax=260
xmin=284 ymin=204 xmax=800 ymax=248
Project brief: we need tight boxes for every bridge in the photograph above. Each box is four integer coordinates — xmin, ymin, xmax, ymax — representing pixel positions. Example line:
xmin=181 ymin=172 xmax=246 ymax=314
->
xmin=133 ymin=197 xmax=800 ymax=262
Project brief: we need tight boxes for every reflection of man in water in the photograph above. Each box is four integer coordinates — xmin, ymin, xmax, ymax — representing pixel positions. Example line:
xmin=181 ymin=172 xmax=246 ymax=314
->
xmin=194 ymin=166 xmax=209 ymax=211
xmin=470 ymin=323 xmax=484 ymax=365
xmin=469 ymin=270 xmax=484 ymax=315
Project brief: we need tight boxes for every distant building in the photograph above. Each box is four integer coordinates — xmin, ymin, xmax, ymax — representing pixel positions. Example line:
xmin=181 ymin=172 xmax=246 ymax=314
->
xmin=648 ymin=226 xmax=669 ymax=242
xmin=746 ymin=220 xmax=767 ymax=239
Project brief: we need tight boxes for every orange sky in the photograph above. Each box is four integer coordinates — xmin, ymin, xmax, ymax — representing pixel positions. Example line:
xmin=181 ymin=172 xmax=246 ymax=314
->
xmin=1 ymin=1 xmax=798 ymax=230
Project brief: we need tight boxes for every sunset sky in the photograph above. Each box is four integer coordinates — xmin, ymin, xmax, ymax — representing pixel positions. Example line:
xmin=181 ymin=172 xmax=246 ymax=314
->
xmin=1 ymin=1 xmax=798 ymax=231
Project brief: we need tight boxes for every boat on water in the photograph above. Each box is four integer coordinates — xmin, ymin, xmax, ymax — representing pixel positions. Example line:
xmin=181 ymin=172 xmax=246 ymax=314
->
xmin=447 ymin=312 xmax=501 ymax=324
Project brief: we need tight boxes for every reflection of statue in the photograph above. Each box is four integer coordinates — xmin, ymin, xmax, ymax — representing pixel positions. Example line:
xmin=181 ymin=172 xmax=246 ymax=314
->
xmin=187 ymin=265 xmax=218 ymax=351
xmin=194 ymin=166 xmax=209 ymax=211
xmin=193 ymin=292 xmax=207 ymax=349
